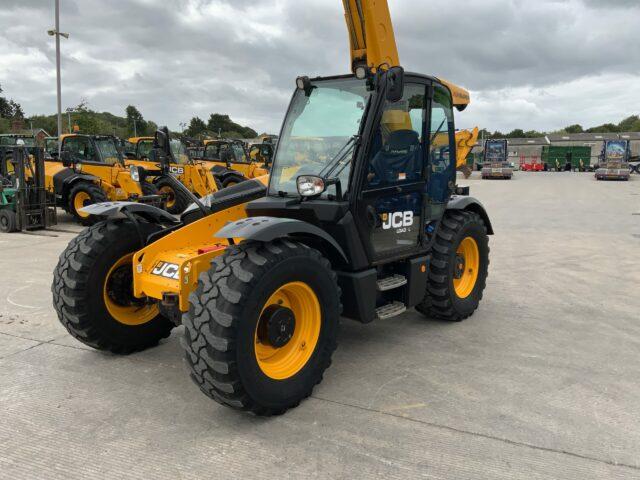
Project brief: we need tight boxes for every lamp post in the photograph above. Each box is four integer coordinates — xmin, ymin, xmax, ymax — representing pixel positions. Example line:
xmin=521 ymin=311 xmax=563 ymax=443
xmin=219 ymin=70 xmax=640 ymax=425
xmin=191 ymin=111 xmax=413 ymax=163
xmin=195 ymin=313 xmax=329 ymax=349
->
xmin=47 ymin=0 xmax=69 ymax=156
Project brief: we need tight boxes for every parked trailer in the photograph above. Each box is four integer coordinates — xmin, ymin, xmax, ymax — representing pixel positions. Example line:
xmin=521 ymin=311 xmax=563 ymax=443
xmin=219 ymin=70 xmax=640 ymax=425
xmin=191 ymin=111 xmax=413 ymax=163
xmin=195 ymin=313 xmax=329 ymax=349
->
xmin=595 ymin=140 xmax=631 ymax=181
xmin=541 ymin=146 xmax=591 ymax=172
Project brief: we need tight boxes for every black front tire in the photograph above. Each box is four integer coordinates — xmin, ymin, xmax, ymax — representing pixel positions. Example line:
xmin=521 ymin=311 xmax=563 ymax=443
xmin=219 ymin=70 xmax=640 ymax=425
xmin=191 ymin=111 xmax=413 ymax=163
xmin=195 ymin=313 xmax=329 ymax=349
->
xmin=155 ymin=177 xmax=190 ymax=214
xmin=417 ymin=210 xmax=490 ymax=322
xmin=52 ymin=220 xmax=174 ymax=354
xmin=0 ymin=209 xmax=18 ymax=233
xmin=222 ymin=174 xmax=247 ymax=188
xmin=67 ymin=182 xmax=108 ymax=226
xmin=182 ymin=240 xmax=341 ymax=415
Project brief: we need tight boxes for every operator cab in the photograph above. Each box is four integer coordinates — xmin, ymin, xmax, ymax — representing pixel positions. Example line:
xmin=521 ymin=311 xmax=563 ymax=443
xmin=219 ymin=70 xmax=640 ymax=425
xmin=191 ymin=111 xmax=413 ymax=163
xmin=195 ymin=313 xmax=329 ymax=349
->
xmin=246 ymin=71 xmax=479 ymax=266
xmin=60 ymin=135 xmax=124 ymax=166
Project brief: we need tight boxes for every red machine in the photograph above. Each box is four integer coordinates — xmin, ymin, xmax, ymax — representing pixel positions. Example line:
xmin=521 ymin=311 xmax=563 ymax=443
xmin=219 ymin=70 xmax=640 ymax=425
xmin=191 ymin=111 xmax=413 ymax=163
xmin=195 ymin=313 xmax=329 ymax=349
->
xmin=520 ymin=156 xmax=544 ymax=172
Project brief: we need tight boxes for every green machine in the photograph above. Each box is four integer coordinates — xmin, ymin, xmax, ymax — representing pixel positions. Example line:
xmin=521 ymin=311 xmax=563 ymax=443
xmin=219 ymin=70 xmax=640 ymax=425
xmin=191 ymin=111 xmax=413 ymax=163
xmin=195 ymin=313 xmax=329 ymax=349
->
xmin=0 ymin=146 xmax=57 ymax=233
xmin=542 ymin=146 xmax=591 ymax=172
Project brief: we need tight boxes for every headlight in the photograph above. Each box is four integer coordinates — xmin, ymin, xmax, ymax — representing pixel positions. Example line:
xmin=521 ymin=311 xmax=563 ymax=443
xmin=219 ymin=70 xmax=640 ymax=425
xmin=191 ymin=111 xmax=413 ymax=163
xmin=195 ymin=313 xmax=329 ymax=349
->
xmin=129 ymin=165 xmax=140 ymax=182
xmin=296 ymin=175 xmax=325 ymax=197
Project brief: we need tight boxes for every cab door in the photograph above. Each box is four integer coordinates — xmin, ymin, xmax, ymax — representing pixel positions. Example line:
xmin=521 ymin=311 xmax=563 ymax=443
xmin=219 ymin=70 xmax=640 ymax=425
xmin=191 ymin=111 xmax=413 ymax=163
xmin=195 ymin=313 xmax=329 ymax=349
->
xmin=355 ymin=81 xmax=429 ymax=262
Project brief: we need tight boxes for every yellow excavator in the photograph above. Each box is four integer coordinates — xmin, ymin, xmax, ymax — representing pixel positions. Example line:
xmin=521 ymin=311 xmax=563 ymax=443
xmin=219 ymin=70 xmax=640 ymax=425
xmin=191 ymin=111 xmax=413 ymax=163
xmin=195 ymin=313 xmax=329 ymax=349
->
xmin=125 ymin=136 xmax=220 ymax=214
xmin=455 ymin=127 xmax=479 ymax=178
xmin=53 ymin=0 xmax=492 ymax=415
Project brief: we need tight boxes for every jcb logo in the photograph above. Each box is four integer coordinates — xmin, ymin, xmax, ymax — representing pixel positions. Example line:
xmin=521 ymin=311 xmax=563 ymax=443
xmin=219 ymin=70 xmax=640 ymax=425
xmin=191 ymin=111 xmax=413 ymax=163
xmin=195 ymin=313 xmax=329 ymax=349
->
xmin=382 ymin=211 xmax=414 ymax=230
xmin=151 ymin=261 xmax=180 ymax=280
xmin=169 ymin=166 xmax=185 ymax=175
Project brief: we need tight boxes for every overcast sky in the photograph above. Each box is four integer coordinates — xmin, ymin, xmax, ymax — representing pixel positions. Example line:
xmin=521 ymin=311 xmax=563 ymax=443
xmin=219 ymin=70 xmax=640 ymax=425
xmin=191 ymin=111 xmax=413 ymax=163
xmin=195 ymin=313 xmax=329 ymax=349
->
xmin=1 ymin=0 xmax=638 ymax=134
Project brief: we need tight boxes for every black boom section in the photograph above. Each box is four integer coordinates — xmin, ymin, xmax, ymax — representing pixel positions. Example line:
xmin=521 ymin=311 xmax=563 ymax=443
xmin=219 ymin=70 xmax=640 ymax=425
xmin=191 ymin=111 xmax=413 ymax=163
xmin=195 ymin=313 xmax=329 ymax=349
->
xmin=180 ymin=178 xmax=267 ymax=224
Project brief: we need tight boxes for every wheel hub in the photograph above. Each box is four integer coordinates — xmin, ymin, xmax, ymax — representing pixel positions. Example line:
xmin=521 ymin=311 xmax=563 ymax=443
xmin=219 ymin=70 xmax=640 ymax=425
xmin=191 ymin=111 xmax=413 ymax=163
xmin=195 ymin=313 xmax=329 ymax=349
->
xmin=259 ymin=305 xmax=296 ymax=348
xmin=454 ymin=254 xmax=466 ymax=279
xmin=106 ymin=264 xmax=143 ymax=308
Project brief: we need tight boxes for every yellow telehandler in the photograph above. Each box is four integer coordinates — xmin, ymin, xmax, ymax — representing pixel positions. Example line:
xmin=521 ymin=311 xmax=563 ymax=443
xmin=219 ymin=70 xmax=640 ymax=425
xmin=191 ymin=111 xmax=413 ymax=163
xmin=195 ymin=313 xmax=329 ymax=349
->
xmin=126 ymin=136 xmax=219 ymax=214
xmin=53 ymin=0 xmax=493 ymax=415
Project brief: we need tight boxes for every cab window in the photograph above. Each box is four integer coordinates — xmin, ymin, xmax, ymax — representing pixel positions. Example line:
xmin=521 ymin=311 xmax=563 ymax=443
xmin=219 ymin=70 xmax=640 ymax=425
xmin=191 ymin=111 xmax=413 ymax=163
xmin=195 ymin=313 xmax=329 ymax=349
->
xmin=366 ymin=83 xmax=426 ymax=188
xmin=427 ymin=87 xmax=455 ymax=203
xmin=63 ymin=137 xmax=96 ymax=162
xmin=137 ymin=140 xmax=154 ymax=159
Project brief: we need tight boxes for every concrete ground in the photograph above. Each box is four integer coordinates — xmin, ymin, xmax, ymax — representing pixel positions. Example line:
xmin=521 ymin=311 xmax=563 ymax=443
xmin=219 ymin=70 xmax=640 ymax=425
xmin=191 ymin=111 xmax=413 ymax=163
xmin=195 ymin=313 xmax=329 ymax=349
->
xmin=0 ymin=173 xmax=639 ymax=479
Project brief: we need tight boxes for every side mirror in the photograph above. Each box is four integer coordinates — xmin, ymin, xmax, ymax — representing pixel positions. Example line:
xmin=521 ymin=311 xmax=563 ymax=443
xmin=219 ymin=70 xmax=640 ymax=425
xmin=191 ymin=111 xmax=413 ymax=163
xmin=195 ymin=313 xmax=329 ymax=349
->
xmin=61 ymin=150 xmax=73 ymax=167
xmin=153 ymin=127 xmax=172 ymax=170
xmin=385 ymin=66 xmax=405 ymax=103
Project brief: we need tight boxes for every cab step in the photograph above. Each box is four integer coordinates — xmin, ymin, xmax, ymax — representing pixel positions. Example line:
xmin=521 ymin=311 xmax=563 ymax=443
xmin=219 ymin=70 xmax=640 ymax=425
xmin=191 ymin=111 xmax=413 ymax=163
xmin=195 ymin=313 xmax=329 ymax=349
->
xmin=375 ymin=302 xmax=407 ymax=320
xmin=376 ymin=274 xmax=407 ymax=292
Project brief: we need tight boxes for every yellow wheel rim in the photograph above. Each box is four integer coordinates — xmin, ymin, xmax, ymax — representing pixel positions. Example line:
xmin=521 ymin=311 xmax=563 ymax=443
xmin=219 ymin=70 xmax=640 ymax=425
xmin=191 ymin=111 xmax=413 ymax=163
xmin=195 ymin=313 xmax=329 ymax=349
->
xmin=74 ymin=191 xmax=92 ymax=218
xmin=453 ymin=237 xmax=480 ymax=299
xmin=103 ymin=253 xmax=159 ymax=326
xmin=159 ymin=185 xmax=176 ymax=209
xmin=255 ymin=282 xmax=321 ymax=380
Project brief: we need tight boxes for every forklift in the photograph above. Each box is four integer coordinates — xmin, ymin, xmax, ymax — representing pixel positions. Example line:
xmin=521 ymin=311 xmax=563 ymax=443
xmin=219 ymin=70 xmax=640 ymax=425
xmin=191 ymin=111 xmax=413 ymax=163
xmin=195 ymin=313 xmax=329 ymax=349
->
xmin=481 ymin=139 xmax=513 ymax=179
xmin=52 ymin=0 xmax=493 ymax=415
xmin=595 ymin=140 xmax=632 ymax=181
xmin=0 ymin=146 xmax=56 ymax=233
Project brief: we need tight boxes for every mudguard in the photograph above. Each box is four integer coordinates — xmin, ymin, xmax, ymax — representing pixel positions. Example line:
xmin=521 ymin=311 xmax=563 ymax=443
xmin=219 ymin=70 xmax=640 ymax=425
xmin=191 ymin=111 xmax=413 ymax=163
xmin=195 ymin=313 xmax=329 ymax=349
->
xmin=53 ymin=168 xmax=98 ymax=199
xmin=215 ymin=216 xmax=348 ymax=262
xmin=447 ymin=195 xmax=494 ymax=234
xmin=80 ymin=201 xmax=179 ymax=224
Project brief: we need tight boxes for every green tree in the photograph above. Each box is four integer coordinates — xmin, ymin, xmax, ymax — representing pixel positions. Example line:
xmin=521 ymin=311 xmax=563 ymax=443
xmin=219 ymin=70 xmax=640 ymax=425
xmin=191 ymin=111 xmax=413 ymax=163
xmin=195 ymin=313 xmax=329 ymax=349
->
xmin=126 ymin=105 xmax=148 ymax=137
xmin=207 ymin=113 xmax=257 ymax=138
xmin=564 ymin=124 xmax=584 ymax=134
xmin=0 ymin=84 xmax=24 ymax=119
xmin=186 ymin=116 xmax=207 ymax=137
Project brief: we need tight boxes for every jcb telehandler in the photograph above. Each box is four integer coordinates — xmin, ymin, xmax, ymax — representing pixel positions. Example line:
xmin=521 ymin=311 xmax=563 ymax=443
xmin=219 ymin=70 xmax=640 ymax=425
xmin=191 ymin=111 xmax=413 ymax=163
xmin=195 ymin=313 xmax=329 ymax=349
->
xmin=52 ymin=0 xmax=493 ymax=415
xmin=202 ymin=139 xmax=270 ymax=186
xmin=47 ymin=134 xmax=159 ymax=225
xmin=125 ymin=136 xmax=220 ymax=214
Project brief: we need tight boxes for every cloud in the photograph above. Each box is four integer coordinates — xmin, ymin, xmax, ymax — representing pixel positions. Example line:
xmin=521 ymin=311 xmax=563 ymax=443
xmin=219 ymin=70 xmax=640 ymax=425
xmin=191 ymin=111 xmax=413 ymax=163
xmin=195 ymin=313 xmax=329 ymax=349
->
xmin=0 ymin=0 xmax=638 ymax=134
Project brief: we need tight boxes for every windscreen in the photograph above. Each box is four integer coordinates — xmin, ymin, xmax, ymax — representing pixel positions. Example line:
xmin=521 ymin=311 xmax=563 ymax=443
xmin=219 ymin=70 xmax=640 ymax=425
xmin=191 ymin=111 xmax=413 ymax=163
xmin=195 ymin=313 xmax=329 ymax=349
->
xmin=95 ymin=138 xmax=122 ymax=165
xmin=485 ymin=141 xmax=507 ymax=162
xmin=605 ymin=141 xmax=627 ymax=162
xmin=170 ymin=140 xmax=189 ymax=164
xmin=269 ymin=77 xmax=370 ymax=197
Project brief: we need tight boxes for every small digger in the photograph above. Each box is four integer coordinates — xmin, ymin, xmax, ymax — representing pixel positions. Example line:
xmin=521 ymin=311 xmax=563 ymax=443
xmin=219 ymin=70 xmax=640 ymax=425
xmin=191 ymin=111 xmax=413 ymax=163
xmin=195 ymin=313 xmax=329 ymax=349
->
xmin=52 ymin=0 xmax=492 ymax=415
xmin=126 ymin=136 xmax=220 ymax=214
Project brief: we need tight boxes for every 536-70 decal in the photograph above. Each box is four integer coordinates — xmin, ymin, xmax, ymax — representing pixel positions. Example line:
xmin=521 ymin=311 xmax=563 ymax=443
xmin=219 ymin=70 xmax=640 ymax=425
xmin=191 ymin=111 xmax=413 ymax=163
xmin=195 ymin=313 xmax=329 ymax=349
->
xmin=151 ymin=261 xmax=180 ymax=280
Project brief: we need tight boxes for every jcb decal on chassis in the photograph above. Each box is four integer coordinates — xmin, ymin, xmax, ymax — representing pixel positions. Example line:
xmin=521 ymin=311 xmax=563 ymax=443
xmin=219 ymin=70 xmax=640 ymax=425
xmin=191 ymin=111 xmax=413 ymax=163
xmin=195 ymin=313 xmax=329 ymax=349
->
xmin=382 ymin=211 xmax=414 ymax=231
xmin=151 ymin=261 xmax=180 ymax=280
xmin=169 ymin=166 xmax=185 ymax=175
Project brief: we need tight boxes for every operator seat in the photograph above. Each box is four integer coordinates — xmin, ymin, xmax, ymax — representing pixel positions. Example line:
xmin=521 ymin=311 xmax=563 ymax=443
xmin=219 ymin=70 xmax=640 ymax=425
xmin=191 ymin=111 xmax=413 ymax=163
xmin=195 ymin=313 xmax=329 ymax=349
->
xmin=369 ymin=129 xmax=422 ymax=185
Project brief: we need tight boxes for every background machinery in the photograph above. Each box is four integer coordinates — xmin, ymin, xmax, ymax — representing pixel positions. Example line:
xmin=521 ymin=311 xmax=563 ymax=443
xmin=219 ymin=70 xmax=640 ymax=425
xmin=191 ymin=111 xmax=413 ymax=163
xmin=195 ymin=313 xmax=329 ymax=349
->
xmin=595 ymin=140 xmax=632 ymax=181
xmin=481 ymin=139 xmax=513 ymax=179
xmin=0 ymin=146 xmax=56 ymax=233
xmin=455 ymin=127 xmax=479 ymax=179
xmin=52 ymin=0 xmax=492 ymax=415
xmin=47 ymin=134 xmax=160 ymax=224
xmin=126 ymin=135 xmax=220 ymax=214
xmin=201 ymin=139 xmax=270 ymax=187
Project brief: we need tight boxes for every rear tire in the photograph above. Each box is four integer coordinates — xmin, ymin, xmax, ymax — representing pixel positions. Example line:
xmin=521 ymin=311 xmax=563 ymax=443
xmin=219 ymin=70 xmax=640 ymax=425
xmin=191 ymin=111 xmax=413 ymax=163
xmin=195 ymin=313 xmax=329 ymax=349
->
xmin=222 ymin=174 xmax=247 ymax=188
xmin=52 ymin=220 xmax=174 ymax=354
xmin=155 ymin=177 xmax=190 ymax=214
xmin=68 ymin=182 xmax=108 ymax=226
xmin=182 ymin=239 xmax=341 ymax=415
xmin=0 ymin=209 xmax=18 ymax=233
xmin=417 ymin=210 xmax=489 ymax=322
